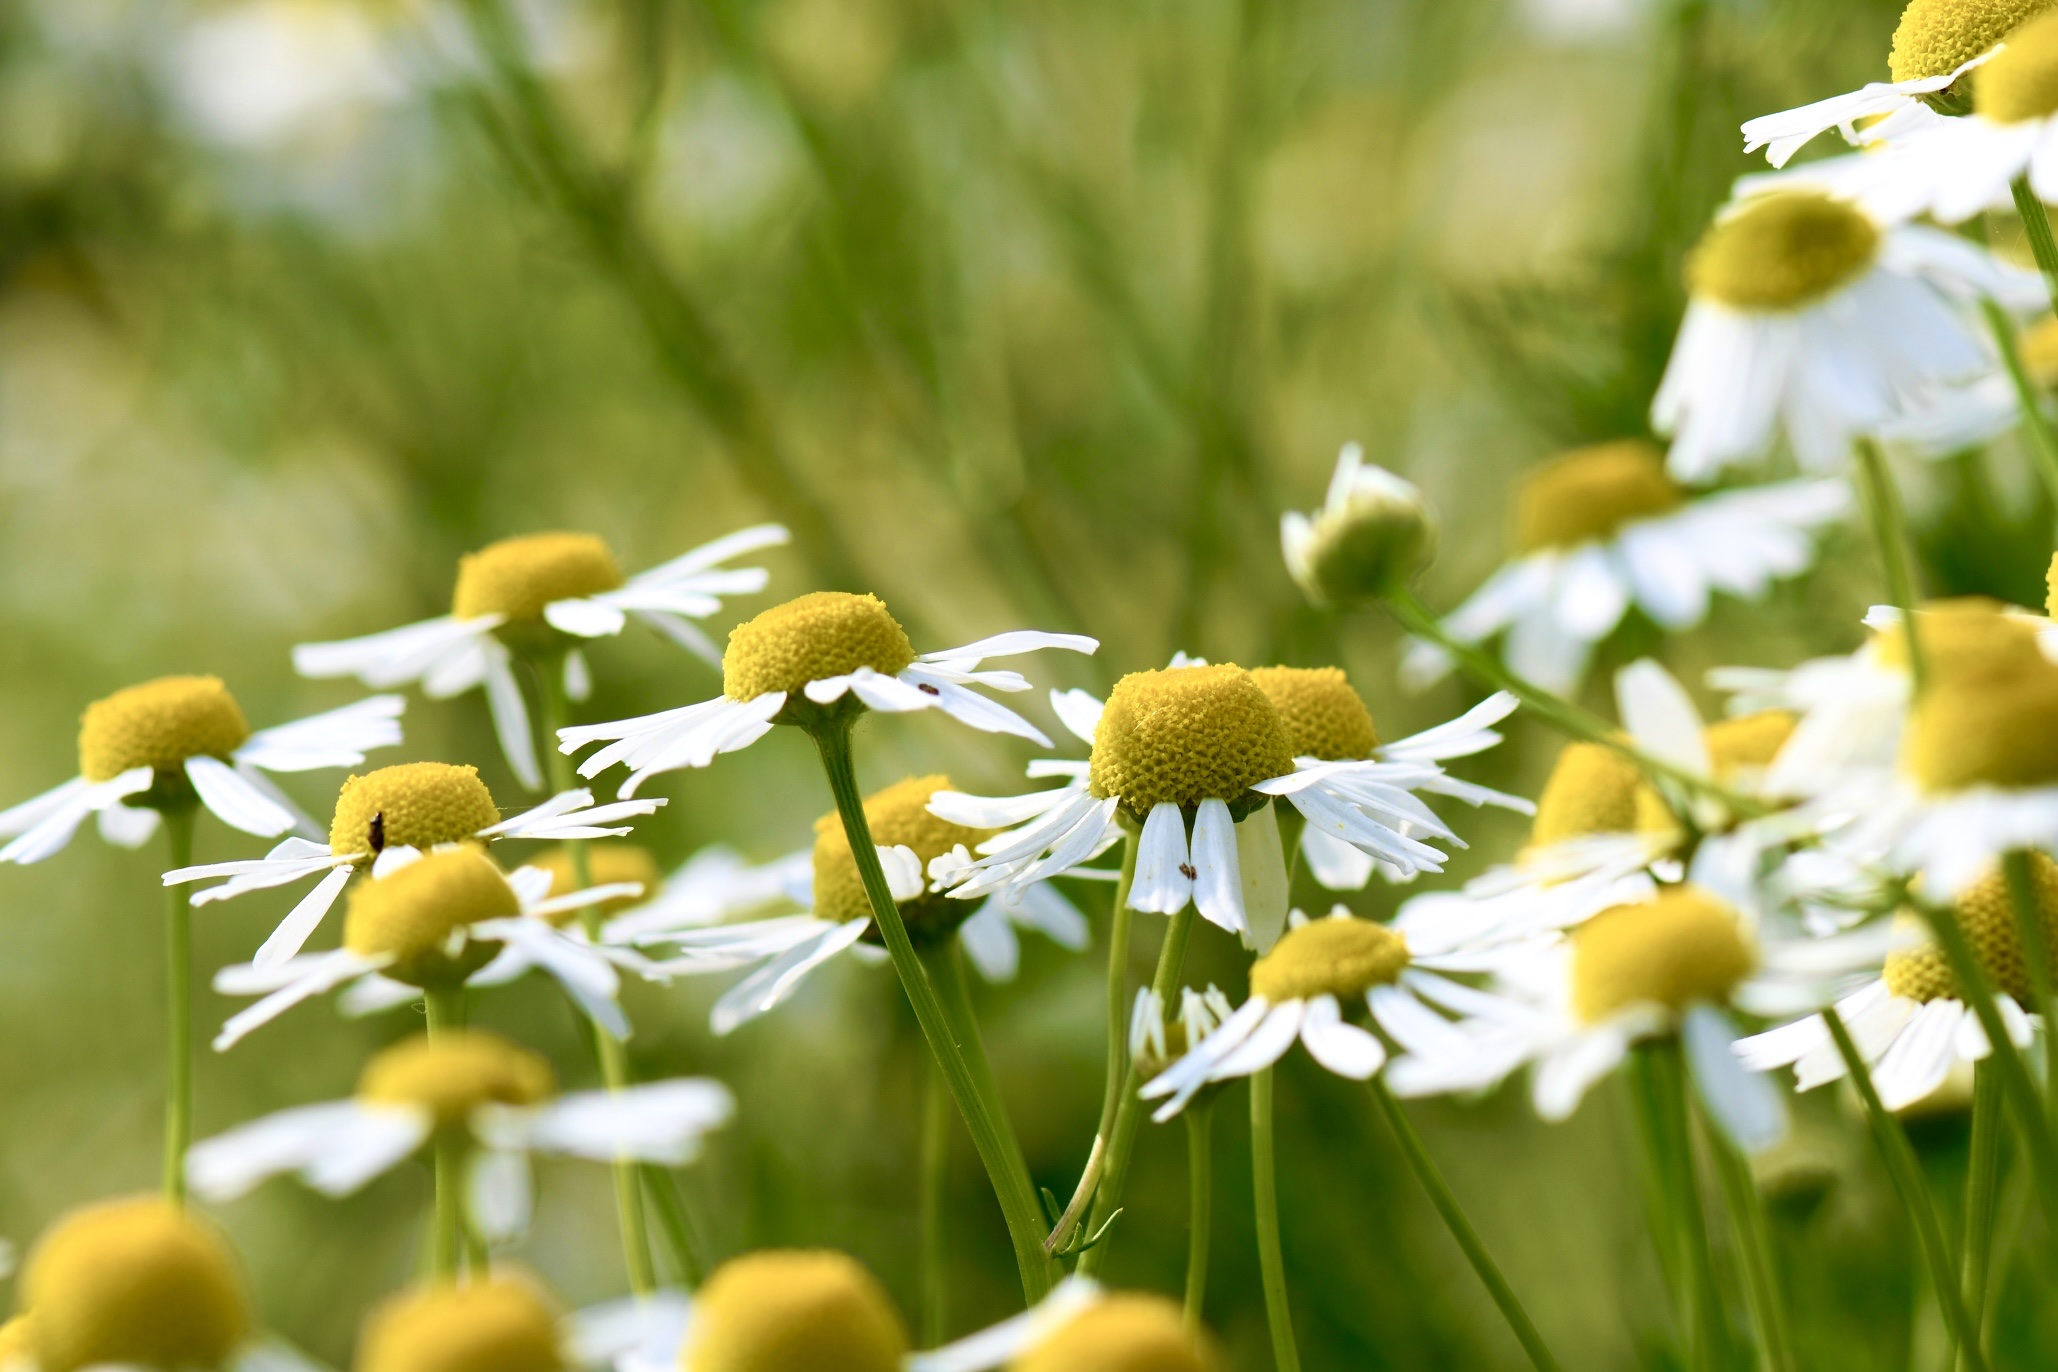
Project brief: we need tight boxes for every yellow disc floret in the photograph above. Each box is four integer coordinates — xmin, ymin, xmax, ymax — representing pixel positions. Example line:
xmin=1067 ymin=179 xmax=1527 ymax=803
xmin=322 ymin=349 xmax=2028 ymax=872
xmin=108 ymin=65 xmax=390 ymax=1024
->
xmin=722 ymin=593 xmax=916 ymax=702
xmin=1528 ymin=742 xmax=1643 ymax=848
xmin=24 ymin=1195 xmax=249 ymax=1372
xmin=343 ymin=847 xmax=521 ymax=986
xmin=1088 ymin=666 xmax=1295 ymax=815
xmin=1874 ymin=598 xmax=2048 ymax=684
xmin=1687 ymin=193 xmax=1881 ymax=311
xmin=77 ymin=677 xmax=251 ymax=783
xmin=812 ymin=776 xmax=993 ymax=939
xmin=1902 ymin=653 xmax=2058 ymax=791
xmin=1891 ymin=0 xmax=2052 ymax=81
xmin=451 ymin=533 xmax=623 ymax=623
xmin=356 ymin=1031 xmax=555 ymax=1130
xmin=685 ymin=1250 xmax=908 ymax=1372
xmin=330 ymin=763 xmax=501 ymax=860
xmin=1011 ymin=1295 xmax=1220 ymax=1372
xmin=1976 ymin=9 xmax=2058 ymax=121
xmin=1249 ymin=917 xmax=1410 ymax=1003
xmin=1571 ymin=886 xmax=1757 ymax=1023
xmin=355 ymin=1278 xmax=563 ymax=1372
xmin=531 ymin=844 xmax=661 ymax=920
xmin=1514 ymin=441 xmax=1683 ymax=553
xmin=1249 ymin=667 xmax=1380 ymax=761
xmin=1886 ymin=854 xmax=2058 ymax=1002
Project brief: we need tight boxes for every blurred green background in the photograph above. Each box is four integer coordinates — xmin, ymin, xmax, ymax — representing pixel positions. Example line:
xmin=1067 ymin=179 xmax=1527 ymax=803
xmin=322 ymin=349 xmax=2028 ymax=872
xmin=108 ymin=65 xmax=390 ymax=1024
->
xmin=3 ymin=0 xmax=2056 ymax=1365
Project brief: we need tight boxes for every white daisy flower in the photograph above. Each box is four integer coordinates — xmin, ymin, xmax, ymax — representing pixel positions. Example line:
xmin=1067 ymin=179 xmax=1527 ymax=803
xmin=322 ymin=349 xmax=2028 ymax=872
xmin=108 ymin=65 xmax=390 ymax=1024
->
xmin=1385 ymin=884 xmax=1789 ymax=1153
xmin=1400 ymin=440 xmax=1850 ymax=693
xmin=908 ymin=1277 xmax=1213 ymax=1372
xmin=161 ymin=760 xmax=662 ymax=970
xmin=1279 ymin=442 xmax=1435 ymax=606
xmin=1140 ymin=907 xmax=1558 ymax=1121
xmin=1739 ymin=41 xmax=1989 ymax=170
xmin=295 ymin=525 xmax=787 ymax=789
xmin=931 ymin=663 xmax=1525 ymax=952
xmin=1129 ymin=984 xmax=1238 ymax=1086
xmin=211 ymin=843 xmax=639 ymax=1051
xmin=556 ymin=591 xmax=1097 ymax=798
xmin=1652 ymin=190 xmax=2042 ymax=482
xmin=187 ymin=1028 xmax=732 ymax=1243
xmin=0 ymin=677 xmax=404 ymax=865
xmin=633 ymin=776 xmax=1090 ymax=1034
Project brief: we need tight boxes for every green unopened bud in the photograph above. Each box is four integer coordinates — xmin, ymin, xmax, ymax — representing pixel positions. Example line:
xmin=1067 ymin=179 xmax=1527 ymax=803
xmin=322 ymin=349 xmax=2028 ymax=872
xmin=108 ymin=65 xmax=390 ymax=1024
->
xmin=1281 ymin=444 xmax=1436 ymax=605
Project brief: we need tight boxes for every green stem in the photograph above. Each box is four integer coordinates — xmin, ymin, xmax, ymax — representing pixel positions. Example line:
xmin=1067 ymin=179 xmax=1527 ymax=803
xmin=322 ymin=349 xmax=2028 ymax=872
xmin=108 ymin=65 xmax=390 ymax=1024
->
xmin=641 ymin=1166 xmax=706 ymax=1289
xmin=1076 ymin=904 xmax=1197 ymax=1277
xmin=1642 ymin=1042 xmax=1723 ymax=1372
xmin=1369 ymin=1081 xmax=1561 ymax=1372
xmin=1706 ymin=1121 xmax=1797 ymax=1372
xmin=1251 ymin=1066 xmax=1302 ymax=1372
xmin=1823 ymin=1007 xmax=1988 ymax=1372
xmin=162 ymin=805 xmax=196 ymax=1206
xmin=922 ymin=939 xmax=1040 ymax=1249
xmin=808 ymin=717 xmax=1056 ymax=1300
xmin=1853 ymin=438 xmax=1925 ymax=693
xmin=2011 ymin=178 xmax=2058 ymax=311
xmin=2001 ymin=850 xmax=2058 ymax=1108
xmin=1980 ymin=299 xmax=2058 ymax=511
xmin=424 ymin=985 xmax=467 ymax=1281
xmin=1183 ymin=1100 xmax=1214 ymax=1334
xmin=1047 ymin=828 xmax=1139 ymax=1252
xmin=1962 ymin=1064 xmax=2003 ymax=1372
xmin=921 ymin=1059 xmax=949 ymax=1346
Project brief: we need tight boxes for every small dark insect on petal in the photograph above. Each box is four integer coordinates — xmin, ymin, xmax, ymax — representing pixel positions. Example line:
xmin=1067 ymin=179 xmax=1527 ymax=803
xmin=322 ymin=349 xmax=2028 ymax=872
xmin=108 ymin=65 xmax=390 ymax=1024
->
xmin=1178 ymin=863 xmax=1197 ymax=880
xmin=918 ymin=683 xmax=942 ymax=696
xmin=368 ymin=813 xmax=386 ymax=854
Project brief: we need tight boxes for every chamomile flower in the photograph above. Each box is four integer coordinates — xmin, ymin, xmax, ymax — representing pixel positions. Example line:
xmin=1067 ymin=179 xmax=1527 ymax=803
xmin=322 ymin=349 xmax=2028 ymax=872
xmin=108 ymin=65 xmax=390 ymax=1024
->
xmin=637 ymin=776 xmax=1089 ymax=1034
xmin=556 ymin=593 xmax=1097 ymax=796
xmin=210 ymin=844 xmax=638 ymax=1051
xmin=1279 ymin=442 xmax=1436 ymax=605
xmin=931 ymin=663 xmax=1524 ymax=951
xmin=295 ymin=525 xmax=787 ymax=789
xmin=907 ymin=1279 xmax=1218 ymax=1372
xmin=187 ymin=1030 xmax=732 ymax=1242
xmin=1140 ymin=908 xmax=1558 ymax=1121
xmin=1130 ymin=985 xmax=1238 ymax=1086
xmin=1386 ymin=885 xmax=1789 ymax=1152
xmin=1653 ymin=191 xmax=2041 ymax=481
xmin=356 ymin=1276 xmax=571 ymax=1372
xmin=0 ymin=678 xmax=404 ymax=865
xmin=161 ymin=761 xmax=663 ymax=969
xmin=1399 ymin=441 xmax=1849 ymax=693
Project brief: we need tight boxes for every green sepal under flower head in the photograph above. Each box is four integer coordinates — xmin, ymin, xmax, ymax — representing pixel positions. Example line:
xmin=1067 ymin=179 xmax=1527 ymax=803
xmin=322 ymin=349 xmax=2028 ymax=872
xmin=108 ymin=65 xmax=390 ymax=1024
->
xmin=1087 ymin=665 xmax=1294 ymax=821
xmin=454 ymin=532 xmax=624 ymax=659
xmin=1687 ymin=193 xmax=1881 ymax=312
xmin=22 ymin=1195 xmax=250 ymax=1372
xmin=1976 ymin=8 xmax=2058 ymax=120
xmin=1515 ymin=441 xmax=1681 ymax=553
xmin=342 ymin=846 xmax=520 ymax=988
xmin=356 ymin=1031 xmax=555 ymax=1133
xmin=1886 ymin=854 xmax=2058 ymax=1002
xmin=354 ymin=1277 xmax=564 ymax=1372
xmin=77 ymin=677 xmax=251 ymax=800
xmin=812 ymin=775 xmax=994 ymax=943
xmin=1571 ymin=886 xmax=1757 ymax=1025
xmin=684 ymin=1250 xmax=908 ymax=1372
xmin=1011 ymin=1295 xmax=1221 ymax=1372
xmin=329 ymin=763 xmax=501 ymax=862
xmin=1892 ymin=0 xmax=2054 ymax=109
xmin=1282 ymin=445 xmax=1436 ymax=606
xmin=1250 ymin=916 xmax=1410 ymax=1003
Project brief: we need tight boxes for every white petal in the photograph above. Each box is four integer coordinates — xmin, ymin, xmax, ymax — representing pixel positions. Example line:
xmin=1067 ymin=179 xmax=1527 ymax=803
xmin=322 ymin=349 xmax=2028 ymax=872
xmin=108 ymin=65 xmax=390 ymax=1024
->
xmin=1051 ymin=688 xmax=1104 ymax=746
xmin=1236 ymin=805 xmax=1290 ymax=953
xmin=97 ymin=800 xmax=162 ymax=848
xmin=1128 ymin=802 xmax=1194 ymax=915
xmin=1298 ymin=995 xmax=1388 ymax=1079
xmin=1615 ymin=660 xmax=1711 ymax=778
xmin=920 ymin=630 xmax=1099 ymax=665
xmin=1683 ymin=1005 xmax=1787 ymax=1154
xmin=187 ymin=1101 xmax=389 ymax=1201
xmin=958 ymin=902 xmax=1022 ymax=982
xmin=1211 ymin=1000 xmax=1308 ymax=1079
xmin=1189 ymin=799 xmax=1246 ymax=937
xmin=466 ymin=1148 xmax=534 ymax=1245
xmin=1533 ymin=1027 xmax=1628 ymax=1121
xmin=184 ymin=756 xmax=299 ymax=837
xmin=496 ymin=1079 xmax=735 ymax=1165
xmin=235 ymin=695 xmax=406 ymax=772
xmin=545 ymin=597 xmax=629 ymax=638
xmin=484 ymin=645 xmax=542 ymax=792
xmin=252 ymin=864 xmax=356 ymax=968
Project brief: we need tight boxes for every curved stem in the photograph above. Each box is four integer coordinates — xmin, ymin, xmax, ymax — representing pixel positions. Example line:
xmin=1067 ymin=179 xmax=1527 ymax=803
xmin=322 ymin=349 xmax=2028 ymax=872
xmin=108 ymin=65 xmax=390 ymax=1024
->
xmin=1368 ymin=1081 xmax=1561 ymax=1372
xmin=1823 ymin=1006 xmax=1988 ymax=1372
xmin=1183 ymin=1100 xmax=1214 ymax=1334
xmin=922 ymin=939 xmax=1040 ymax=1245
xmin=921 ymin=1059 xmax=949 ymax=1346
xmin=1962 ymin=1064 xmax=2003 ymax=1372
xmin=641 ymin=1166 xmax=705 ymax=1288
xmin=2011 ymin=178 xmax=2058 ymax=311
xmin=424 ymin=985 xmax=467 ymax=1281
xmin=1636 ymin=1043 xmax=1722 ymax=1372
xmin=1706 ymin=1122 xmax=1797 ymax=1372
xmin=1980 ymin=300 xmax=2058 ymax=511
xmin=1853 ymin=438 xmax=1925 ymax=692
xmin=808 ymin=717 xmax=1057 ymax=1300
xmin=1251 ymin=1066 xmax=1302 ymax=1372
xmin=162 ymin=805 xmax=196 ymax=1206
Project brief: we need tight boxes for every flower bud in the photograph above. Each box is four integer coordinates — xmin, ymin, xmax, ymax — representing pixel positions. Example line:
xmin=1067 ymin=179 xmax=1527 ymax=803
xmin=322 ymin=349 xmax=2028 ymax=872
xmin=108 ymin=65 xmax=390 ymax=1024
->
xmin=1281 ymin=444 xmax=1435 ymax=605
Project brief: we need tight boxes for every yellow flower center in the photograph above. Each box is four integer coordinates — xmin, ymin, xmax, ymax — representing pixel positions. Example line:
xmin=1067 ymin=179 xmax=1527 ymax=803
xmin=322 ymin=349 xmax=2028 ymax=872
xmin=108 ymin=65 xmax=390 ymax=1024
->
xmin=329 ymin=763 xmax=502 ymax=861
xmin=1902 ymin=653 xmax=2058 ymax=791
xmin=356 ymin=1031 xmax=555 ymax=1130
xmin=721 ymin=592 xmax=916 ymax=702
xmin=1010 ymin=1296 xmax=1219 ymax=1372
xmin=530 ymin=844 xmax=662 ymax=921
xmin=355 ymin=1278 xmax=563 ymax=1372
xmin=1885 ymin=854 xmax=2058 ymax=1001
xmin=23 ymin=1196 xmax=249 ymax=1372
xmin=1248 ymin=666 xmax=1380 ymax=761
xmin=812 ymin=775 xmax=994 ymax=938
xmin=1087 ymin=665 xmax=1295 ymax=816
xmin=684 ymin=1250 xmax=907 ymax=1372
xmin=342 ymin=847 xmax=521 ymax=986
xmin=1249 ymin=918 xmax=1410 ymax=1003
xmin=1873 ymin=597 xmax=2048 ymax=681
xmin=1975 ymin=8 xmax=2058 ymax=120
xmin=1686 ymin=193 xmax=1881 ymax=311
xmin=1528 ymin=742 xmax=1643 ymax=849
xmin=1571 ymin=887 xmax=1757 ymax=1024
xmin=77 ymin=677 xmax=251 ymax=783
xmin=0 ymin=1316 xmax=31 ymax=1366
xmin=1514 ymin=441 xmax=1682 ymax=553
xmin=1891 ymin=0 xmax=2053 ymax=81
xmin=451 ymin=532 xmax=623 ymax=623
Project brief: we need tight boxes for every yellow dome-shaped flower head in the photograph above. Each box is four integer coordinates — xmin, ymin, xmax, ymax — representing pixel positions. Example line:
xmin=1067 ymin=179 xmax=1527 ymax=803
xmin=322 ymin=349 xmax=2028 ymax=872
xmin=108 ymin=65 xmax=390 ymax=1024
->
xmin=1011 ymin=1295 xmax=1220 ymax=1372
xmin=343 ymin=847 xmax=522 ymax=987
xmin=1886 ymin=854 xmax=2058 ymax=1002
xmin=1248 ymin=667 xmax=1380 ymax=761
xmin=1527 ymin=741 xmax=1644 ymax=850
xmin=1088 ymin=666 xmax=1295 ymax=820
xmin=1249 ymin=917 xmax=1411 ymax=1003
xmin=1891 ymin=0 xmax=2053 ymax=83
xmin=356 ymin=1031 xmax=556 ymax=1132
xmin=684 ymin=1250 xmax=908 ymax=1372
xmin=1515 ymin=441 xmax=1682 ymax=553
xmin=355 ymin=1277 xmax=564 ymax=1372
xmin=811 ymin=776 xmax=995 ymax=941
xmin=722 ymin=593 xmax=916 ymax=703
xmin=329 ymin=763 xmax=502 ymax=861
xmin=1572 ymin=887 xmax=1757 ymax=1024
xmin=1687 ymin=193 xmax=1881 ymax=312
xmin=1901 ymin=651 xmax=2058 ymax=792
xmin=453 ymin=533 xmax=623 ymax=624
xmin=78 ymin=677 xmax=251 ymax=784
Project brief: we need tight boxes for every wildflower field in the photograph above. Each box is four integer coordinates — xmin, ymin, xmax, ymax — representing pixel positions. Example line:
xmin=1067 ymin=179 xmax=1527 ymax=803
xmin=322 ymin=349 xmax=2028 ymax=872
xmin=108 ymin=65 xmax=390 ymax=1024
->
xmin=16 ymin=0 xmax=2058 ymax=1367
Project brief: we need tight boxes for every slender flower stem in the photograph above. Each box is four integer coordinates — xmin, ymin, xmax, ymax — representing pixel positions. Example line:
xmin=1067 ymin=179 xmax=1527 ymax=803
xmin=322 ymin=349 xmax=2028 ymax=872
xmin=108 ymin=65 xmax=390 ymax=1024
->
xmin=536 ymin=654 xmax=658 ymax=1296
xmin=1822 ymin=1006 xmax=1989 ymax=1372
xmin=1979 ymin=299 xmax=2058 ymax=509
xmin=1384 ymin=586 xmax=1764 ymax=817
xmin=922 ymin=940 xmax=1039 ymax=1232
xmin=1251 ymin=1066 xmax=1302 ymax=1372
xmin=2001 ymin=850 xmax=2058 ymax=1108
xmin=424 ymin=985 xmax=467 ymax=1281
xmin=1706 ymin=1124 xmax=1797 ymax=1372
xmin=1047 ymin=828 xmax=1139 ymax=1252
xmin=2011 ymin=178 xmax=2058 ymax=311
xmin=1853 ymin=437 xmax=1926 ymax=692
xmin=921 ymin=1059 xmax=950 ymax=1346
xmin=1640 ymin=1042 xmax=1723 ymax=1372
xmin=1368 ymin=1081 xmax=1562 ymax=1372
xmin=1183 ymin=1100 xmax=1214 ymax=1334
xmin=161 ymin=805 xmax=196 ymax=1206
xmin=1962 ymin=1064 xmax=2003 ymax=1372
xmin=640 ymin=1166 xmax=705 ymax=1288
xmin=808 ymin=716 xmax=1057 ymax=1300
xmin=1076 ymin=904 xmax=1197 ymax=1278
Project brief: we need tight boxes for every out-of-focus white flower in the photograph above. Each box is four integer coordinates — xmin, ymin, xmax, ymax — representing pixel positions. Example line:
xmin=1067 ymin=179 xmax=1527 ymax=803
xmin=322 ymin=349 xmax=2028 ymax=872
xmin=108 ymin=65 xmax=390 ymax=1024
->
xmin=1281 ymin=443 xmax=1436 ymax=605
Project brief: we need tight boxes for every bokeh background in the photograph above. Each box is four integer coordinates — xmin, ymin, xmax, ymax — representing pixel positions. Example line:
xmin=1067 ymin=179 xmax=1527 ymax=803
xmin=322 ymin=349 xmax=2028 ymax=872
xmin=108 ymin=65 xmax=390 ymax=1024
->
xmin=3 ymin=0 xmax=2055 ymax=1365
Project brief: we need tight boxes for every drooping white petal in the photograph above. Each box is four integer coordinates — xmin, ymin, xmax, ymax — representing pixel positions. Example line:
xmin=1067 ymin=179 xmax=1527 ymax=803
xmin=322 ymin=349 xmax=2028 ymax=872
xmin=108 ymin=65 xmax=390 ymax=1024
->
xmin=1615 ymin=659 xmax=1711 ymax=779
xmin=1682 ymin=1004 xmax=1786 ymax=1154
xmin=186 ymin=1100 xmax=399 ymax=1201
xmin=483 ymin=644 xmax=543 ymax=792
xmin=1236 ymin=804 xmax=1289 ymax=953
xmin=1298 ymin=995 xmax=1388 ymax=1079
xmin=958 ymin=902 xmax=1023 ymax=982
xmin=1189 ymin=799 xmax=1246 ymax=938
xmin=252 ymin=864 xmax=356 ymax=968
xmin=1128 ymin=802 xmax=1193 ymax=915
xmin=0 ymin=769 xmax=153 ymax=865
xmin=467 ymin=1147 xmax=534 ymax=1245
xmin=185 ymin=756 xmax=300 ymax=838
xmin=1533 ymin=1026 xmax=1629 ymax=1121
xmin=1051 ymin=688 xmax=1104 ymax=746
xmin=544 ymin=597 xmax=629 ymax=638
xmin=97 ymin=800 xmax=162 ymax=848
xmin=709 ymin=918 xmax=871 ymax=1034
xmin=213 ymin=951 xmax=381 ymax=1050
xmin=293 ymin=615 xmax=497 ymax=689
xmin=904 ymin=1277 xmax=1105 ymax=1372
